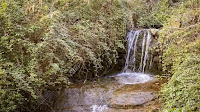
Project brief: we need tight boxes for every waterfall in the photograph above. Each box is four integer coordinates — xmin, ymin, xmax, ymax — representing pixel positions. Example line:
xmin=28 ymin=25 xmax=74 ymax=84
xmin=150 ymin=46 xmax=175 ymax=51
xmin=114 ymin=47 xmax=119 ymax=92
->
xmin=142 ymin=31 xmax=152 ymax=72
xmin=131 ymin=31 xmax=141 ymax=71
xmin=123 ymin=30 xmax=152 ymax=73
xmin=123 ymin=30 xmax=135 ymax=71
xmin=138 ymin=32 xmax=146 ymax=72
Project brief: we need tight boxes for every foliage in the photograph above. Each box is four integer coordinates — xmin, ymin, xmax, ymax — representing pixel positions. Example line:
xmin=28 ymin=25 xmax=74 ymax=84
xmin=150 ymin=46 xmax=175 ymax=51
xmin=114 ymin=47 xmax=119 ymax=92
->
xmin=159 ymin=0 xmax=200 ymax=111
xmin=137 ymin=0 xmax=200 ymax=28
xmin=137 ymin=0 xmax=172 ymax=27
xmin=0 ymin=0 xmax=132 ymax=111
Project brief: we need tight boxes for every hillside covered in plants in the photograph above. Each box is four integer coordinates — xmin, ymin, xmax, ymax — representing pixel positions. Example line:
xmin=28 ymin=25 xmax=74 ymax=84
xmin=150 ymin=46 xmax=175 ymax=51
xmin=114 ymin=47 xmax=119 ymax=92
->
xmin=159 ymin=0 xmax=200 ymax=111
xmin=0 ymin=0 xmax=200 ymax=112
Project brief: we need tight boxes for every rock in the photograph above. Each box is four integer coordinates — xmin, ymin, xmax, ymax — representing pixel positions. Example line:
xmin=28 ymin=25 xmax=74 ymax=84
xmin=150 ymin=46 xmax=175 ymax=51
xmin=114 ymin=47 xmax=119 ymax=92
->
xmin=109 ymin=92 xmax=157 ymax=109
xmin=108 ymin=79 xmax=161 ymax=109
xmin=153 ymin=56 xmax=160 ymax=62
xmin=114 ymin=79 xmax=161 ymax=93
xmin=152 ymin=108 xmax=160 ymax=112
xmin=150 ymin=29 xmax=160 ymax=36
xmin=104 ymin=98 xmax=161 ymax=112
xmin=104 ymin=108 xmax=148 ymax=112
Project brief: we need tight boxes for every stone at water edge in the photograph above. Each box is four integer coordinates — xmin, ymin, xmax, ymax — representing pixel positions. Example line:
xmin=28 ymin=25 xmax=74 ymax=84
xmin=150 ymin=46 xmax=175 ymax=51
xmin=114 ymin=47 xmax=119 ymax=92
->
xmin=109 ymin=92 xmax=157 ymax=109
xmin=150 ymin=29 xmax=160 ymax=36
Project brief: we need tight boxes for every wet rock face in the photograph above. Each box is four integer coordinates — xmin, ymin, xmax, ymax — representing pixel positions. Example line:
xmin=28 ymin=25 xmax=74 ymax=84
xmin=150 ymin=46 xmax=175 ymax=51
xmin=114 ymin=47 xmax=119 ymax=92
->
xmin=150 ymin=29 xmax=160 ymax=36
xmin=114 ymin=79 xmax=160 ymax=93
xmin=109 ymin=79 xmax=160 ymax=110
xmin=109 ymin=92 xmax=157 ymax=109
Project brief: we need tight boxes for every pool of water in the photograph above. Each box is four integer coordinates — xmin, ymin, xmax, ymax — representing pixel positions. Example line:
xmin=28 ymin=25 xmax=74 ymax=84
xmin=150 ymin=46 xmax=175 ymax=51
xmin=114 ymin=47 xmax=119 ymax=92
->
xmin=39 ymin=73 xmax=161 ymax=112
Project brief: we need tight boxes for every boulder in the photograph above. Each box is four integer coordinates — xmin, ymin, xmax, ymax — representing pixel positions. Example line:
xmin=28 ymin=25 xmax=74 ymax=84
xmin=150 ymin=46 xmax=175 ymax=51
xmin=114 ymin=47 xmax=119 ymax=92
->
xmin=109 ymin=92 xmax=157 ymax=109
xmin=150 ymin=29 xmax=160 ymax=36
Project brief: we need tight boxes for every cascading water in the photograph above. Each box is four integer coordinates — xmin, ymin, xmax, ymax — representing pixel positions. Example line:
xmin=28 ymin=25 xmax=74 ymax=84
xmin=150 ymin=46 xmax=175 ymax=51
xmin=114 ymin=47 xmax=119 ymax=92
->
xmin=143 ymin=30 xmax=152 ymax=72
xmin=114 ymin=29 xmax=153 ymax=84
xmin=124 ymin=29 xmax=152 ymax=73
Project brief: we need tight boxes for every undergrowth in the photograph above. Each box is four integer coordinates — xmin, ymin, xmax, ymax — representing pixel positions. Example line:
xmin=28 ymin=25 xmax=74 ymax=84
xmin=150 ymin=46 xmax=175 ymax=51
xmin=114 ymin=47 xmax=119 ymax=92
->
xmin=0 ymin=0 xmax=129 ymax=111
xmin=0 ymin=0 xmax=154 ymax=111
xmin=159 ymin=0 xmax=200 ymax=111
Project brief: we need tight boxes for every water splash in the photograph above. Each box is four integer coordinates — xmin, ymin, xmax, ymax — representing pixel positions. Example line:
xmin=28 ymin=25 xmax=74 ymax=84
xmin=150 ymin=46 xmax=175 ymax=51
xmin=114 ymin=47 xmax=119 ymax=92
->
xmin=114 ymin=72 xmax=153 ymax=84
xmin=90 ymin=105 xmax=108 ymax=112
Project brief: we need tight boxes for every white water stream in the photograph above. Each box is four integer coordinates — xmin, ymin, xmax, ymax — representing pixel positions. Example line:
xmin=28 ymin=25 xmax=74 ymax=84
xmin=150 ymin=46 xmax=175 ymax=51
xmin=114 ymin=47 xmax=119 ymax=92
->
xmin=124 ymin=30 xmax=152 ymax=73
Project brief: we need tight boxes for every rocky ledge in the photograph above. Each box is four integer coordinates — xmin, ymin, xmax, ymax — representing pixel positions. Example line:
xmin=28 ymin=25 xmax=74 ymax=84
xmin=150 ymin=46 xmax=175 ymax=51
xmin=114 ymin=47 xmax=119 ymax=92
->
xmin=108 ymin=79 xmax=162 ymax=112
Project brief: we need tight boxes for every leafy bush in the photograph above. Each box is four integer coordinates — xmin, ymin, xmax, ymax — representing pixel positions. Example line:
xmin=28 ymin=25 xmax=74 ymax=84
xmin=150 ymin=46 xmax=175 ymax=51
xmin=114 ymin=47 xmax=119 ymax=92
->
xmin=137 ymin=0 xmax=200 ymax=28
xmin=159 ymin=0 xmax=200 ymax=111
xmin=0 ymin=0 xmax=130 ymax=111
xmin=137 ymin=0 xmax=172 ymax=27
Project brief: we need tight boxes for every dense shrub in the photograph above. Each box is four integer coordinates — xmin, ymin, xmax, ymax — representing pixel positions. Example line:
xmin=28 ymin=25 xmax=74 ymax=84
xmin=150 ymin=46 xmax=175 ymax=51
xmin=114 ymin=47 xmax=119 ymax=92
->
xmin=137 ymin=0 xmax=171 ymax=27
xmin=0 ymin=0 xmax=130 ymax=111
xmin=159 ymin=0 xmax=200 ymax=111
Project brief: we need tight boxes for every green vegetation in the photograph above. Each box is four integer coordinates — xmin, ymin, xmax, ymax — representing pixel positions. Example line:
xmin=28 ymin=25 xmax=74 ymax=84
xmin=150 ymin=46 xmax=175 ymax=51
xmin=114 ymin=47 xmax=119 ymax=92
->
xmin=0 ymin=0 xmax=156 ymax=111
xmin=158 ymin=0 xmax=200 ymax=111
xmin=0 ymin=0 xmax=129 ymax=111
